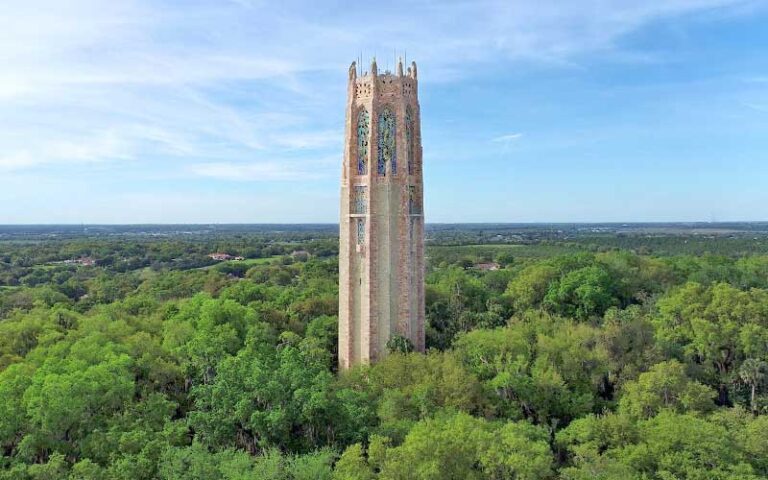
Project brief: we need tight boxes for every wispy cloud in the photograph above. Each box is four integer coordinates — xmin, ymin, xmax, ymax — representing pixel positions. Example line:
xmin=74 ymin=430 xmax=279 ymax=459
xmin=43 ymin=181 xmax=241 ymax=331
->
xmin=0 ymin=129 xmax=137 ymax=171
xmin=270 ymin=130 xmax=343 ymax=150
xmin=188 ymin=161 xmax=327 ymax=181
xmin=741 ymin=76 xmax=768 ymax=84
xmin=491 ymin=133 xmax=524 ymax=154
xmin=742 ymin=102 xmax=768 ymax=113
xmin=492 ymin=133 xmax=524 ymax=143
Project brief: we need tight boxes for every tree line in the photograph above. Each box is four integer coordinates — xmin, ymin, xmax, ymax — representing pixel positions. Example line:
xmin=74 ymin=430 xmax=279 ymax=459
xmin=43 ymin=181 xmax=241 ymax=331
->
xmin=0 ymin=235 xmax=767 ymax=479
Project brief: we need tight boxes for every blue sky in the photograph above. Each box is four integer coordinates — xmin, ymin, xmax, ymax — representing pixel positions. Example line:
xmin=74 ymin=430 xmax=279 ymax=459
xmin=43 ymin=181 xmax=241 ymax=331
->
xmin=1 ymin=0 xmax=767 ymax=223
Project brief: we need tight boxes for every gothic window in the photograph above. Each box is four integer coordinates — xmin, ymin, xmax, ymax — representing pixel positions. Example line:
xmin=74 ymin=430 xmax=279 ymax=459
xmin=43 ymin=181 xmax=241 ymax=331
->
xmin=353 ymin=186 xmax=367 ymax=214
xmin=406 ymin=106 xmax=414 ymax=175
xmin=357 ymin=109 xmax=370 ymax=175
xmin=409 ymin=186 xmax=421 ymax=215
xmin=357 ymin=218 xmax=366 ymax=245
xmin=378 ymin=107 xmax=396 ymax=175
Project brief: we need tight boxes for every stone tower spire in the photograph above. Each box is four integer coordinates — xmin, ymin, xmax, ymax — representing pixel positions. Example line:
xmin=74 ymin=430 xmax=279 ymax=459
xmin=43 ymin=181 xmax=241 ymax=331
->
xmin=339 ymin=58 xmax=425 ymax=369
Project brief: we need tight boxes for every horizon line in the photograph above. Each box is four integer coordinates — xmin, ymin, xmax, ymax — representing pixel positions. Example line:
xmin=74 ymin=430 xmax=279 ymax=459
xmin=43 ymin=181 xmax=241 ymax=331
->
xmin=2 ymin=221 xmax=768 ymax=227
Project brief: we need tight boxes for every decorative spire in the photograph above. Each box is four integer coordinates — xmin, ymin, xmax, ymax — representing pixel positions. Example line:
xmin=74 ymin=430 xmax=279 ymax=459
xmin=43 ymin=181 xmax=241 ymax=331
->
xmin=349 ymin=61 xmax=357 ymax=81
xmin=410 ymin=61 xmax=417 ymax=80
xmin=371 ymin=57 xmax=378 ymax=76
xmin=397 ymin=57 xmax=404 ymax=77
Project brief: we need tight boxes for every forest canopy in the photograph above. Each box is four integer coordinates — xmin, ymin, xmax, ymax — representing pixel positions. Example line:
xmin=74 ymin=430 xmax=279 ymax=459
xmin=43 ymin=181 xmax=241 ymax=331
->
xmin=1 ymin=227 xmax=767 ymax=479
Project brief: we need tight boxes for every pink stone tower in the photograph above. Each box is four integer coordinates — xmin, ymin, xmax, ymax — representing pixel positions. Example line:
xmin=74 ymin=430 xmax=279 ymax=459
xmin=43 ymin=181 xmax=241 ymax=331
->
xmin=338 ymin=57 xmax=425 ymax=369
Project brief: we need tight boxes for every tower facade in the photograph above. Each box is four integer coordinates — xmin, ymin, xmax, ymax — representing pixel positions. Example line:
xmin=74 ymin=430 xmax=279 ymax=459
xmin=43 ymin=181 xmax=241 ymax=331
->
xmin=339 ymin=58 xmax=425 ymax=369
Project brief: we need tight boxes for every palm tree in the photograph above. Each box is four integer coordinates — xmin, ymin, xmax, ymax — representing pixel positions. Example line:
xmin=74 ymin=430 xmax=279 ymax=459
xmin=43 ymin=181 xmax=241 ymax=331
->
xmin=739 ymin=358 xmax=767 ymax=413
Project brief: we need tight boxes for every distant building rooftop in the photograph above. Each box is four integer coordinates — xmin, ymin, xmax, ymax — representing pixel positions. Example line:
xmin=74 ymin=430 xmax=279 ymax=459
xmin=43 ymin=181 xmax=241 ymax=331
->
xmin=473 ymin=262 xmax=500 ymax=271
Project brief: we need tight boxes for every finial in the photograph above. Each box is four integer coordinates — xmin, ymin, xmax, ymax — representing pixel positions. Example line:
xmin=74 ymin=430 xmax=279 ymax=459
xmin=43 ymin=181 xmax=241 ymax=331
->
xmin=397 ymin=57 xmax=404 ymax=77
xmin=410 ymin=61 xmax=417 ymax=80
xmin=371 ymin=57 xmax=378 ymax=76
xmin=349 ymin=61 xmax=357 ymax=81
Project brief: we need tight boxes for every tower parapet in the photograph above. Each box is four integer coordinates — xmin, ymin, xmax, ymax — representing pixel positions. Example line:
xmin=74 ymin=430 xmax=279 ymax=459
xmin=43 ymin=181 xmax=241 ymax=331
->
xmin=339 ymin=58 xmax=425 ymax=369
xmin=350 ymin=61 xmax=418 ymax=100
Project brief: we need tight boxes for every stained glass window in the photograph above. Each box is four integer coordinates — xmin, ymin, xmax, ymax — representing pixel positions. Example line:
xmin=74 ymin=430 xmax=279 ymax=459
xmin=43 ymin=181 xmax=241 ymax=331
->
xmin=409 ymin=186 xmax=421 ymax=214
xmin=357 ymin=218 xmax=365 ymax=245
xmin=378 ymin=108 xmax=396 ymax=175
xmin=357 ymin=109 xmax=369 ymax=175
xmin=353 ymin=186 xmax=367 ymax=214
xmin=405 ymin=106 xmax=414 ymax=175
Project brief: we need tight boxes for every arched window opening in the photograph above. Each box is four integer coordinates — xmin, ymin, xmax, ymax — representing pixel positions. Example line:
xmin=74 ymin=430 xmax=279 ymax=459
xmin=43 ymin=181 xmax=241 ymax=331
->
xmin=357 ymin=218 xmax=366 ymax=245
xmin=357 ymin=109 xmax=370 ymax=175
xmin=405 ymin=106 xmax=414 ymax=175
xmin=353 ymin=186 xmax=367 ymax=214
xmin=408 ymin=185 xmax=421 ymax=215
xmin=378 ymin=108 xmax=396 ymax=175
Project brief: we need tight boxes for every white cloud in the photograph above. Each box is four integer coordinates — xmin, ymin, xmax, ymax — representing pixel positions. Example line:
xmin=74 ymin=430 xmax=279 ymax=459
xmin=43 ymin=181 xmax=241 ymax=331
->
xmin=492 ymin=133 xmax=524 ymax=143
xmin=188 ymin=161 xmax=327 ymax=182
xmin=0 ymin=153 xmax=37 ymax=171
xmin=742 ymin=102 xmax=768 ymax=113
xmin=0 ymin=129 xmax=137 ymax=171
xmin=271 ymin=130 xmax=343 ymax=150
